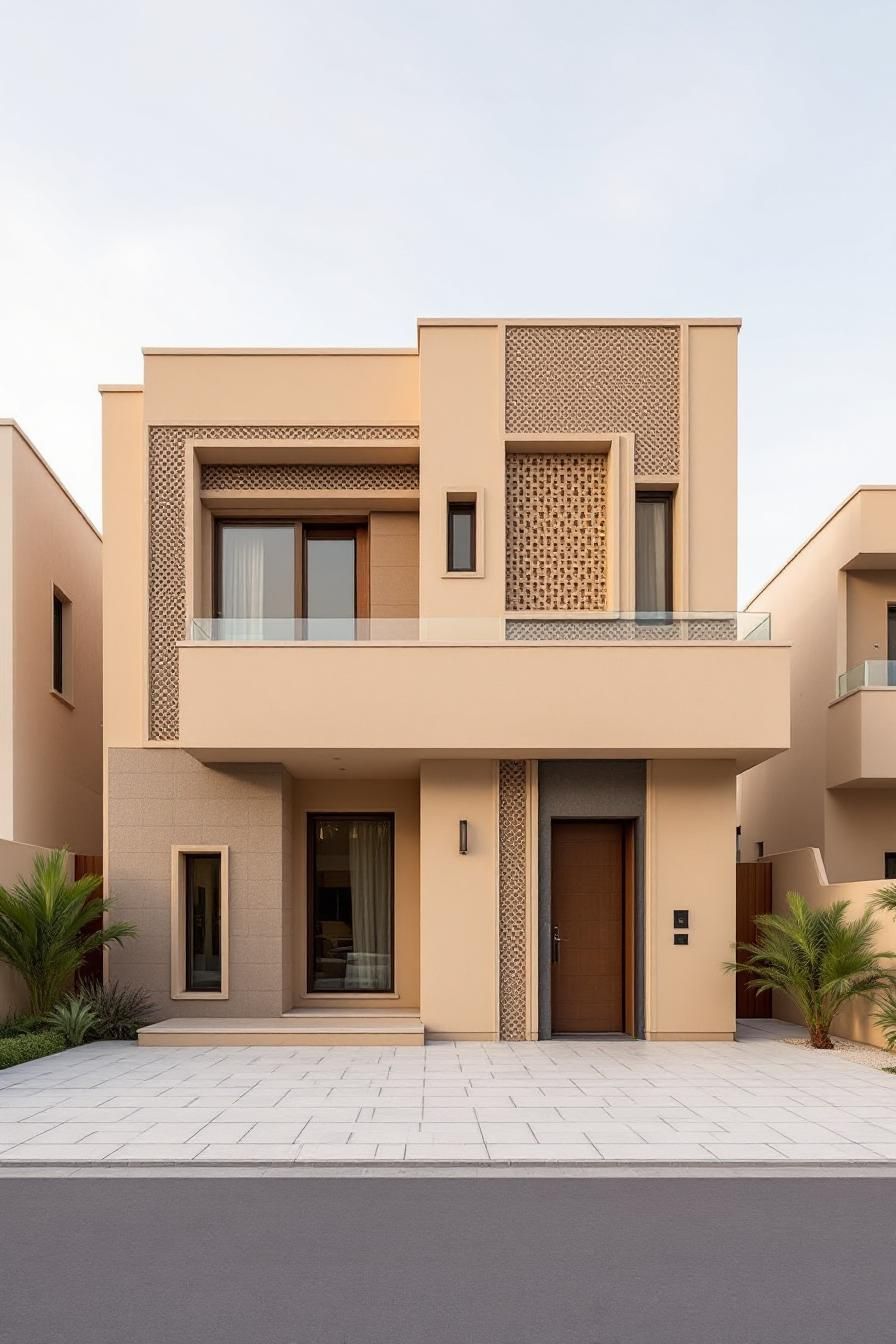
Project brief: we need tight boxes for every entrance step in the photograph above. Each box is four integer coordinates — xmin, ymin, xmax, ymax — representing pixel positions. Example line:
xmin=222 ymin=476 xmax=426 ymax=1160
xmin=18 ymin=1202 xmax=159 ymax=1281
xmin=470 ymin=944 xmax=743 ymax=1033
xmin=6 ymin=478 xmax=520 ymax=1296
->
xmin=138 ymin=1010 xmax=425 ymax=1047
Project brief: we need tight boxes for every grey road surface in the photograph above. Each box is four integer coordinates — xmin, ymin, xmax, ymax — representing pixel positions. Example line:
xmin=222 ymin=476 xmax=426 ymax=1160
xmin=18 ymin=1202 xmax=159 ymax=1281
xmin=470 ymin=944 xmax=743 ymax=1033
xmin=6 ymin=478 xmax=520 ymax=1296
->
xmin=0 ymin=1176 xmax=890 ymax=1344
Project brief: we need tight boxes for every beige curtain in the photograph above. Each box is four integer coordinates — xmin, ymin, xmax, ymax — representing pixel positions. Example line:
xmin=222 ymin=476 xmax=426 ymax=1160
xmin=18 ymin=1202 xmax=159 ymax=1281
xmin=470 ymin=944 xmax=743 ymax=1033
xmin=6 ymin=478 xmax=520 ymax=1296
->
xmin=348 ymin=819 xmax=392 ymax=990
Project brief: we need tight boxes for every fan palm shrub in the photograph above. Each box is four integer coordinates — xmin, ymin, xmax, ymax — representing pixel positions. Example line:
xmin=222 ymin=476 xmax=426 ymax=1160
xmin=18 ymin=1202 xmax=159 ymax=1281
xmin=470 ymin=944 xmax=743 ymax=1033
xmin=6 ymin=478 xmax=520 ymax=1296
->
xmin=725 ymin=891 xmax=896 ymax=1048
xmin=45 ymin=996 xmax=99 ymax=1048
xmin=0 ymin=849 xmax=136 ymax=1016
xmin=869 ymin=885 xmax=896 ymax=1050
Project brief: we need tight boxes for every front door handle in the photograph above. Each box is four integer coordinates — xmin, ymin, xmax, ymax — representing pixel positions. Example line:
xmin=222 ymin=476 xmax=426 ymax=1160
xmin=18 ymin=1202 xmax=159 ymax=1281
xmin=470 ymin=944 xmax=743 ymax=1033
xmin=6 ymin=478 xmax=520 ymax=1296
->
xmin=552 ymin=925 xmax=563 ymax=963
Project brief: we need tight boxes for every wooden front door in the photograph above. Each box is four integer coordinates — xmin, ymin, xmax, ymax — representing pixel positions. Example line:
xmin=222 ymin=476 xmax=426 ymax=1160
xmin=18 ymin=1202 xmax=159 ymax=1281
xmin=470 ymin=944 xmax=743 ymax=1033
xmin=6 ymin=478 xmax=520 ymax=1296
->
xmin=551 ymin=821 xmax=625 ymax=1034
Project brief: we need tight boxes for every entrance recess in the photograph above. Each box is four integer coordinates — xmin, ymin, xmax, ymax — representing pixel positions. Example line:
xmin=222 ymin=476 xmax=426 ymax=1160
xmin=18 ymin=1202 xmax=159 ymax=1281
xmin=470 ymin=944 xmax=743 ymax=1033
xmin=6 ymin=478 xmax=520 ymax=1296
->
xmin=550 ymin=820 xmax=629 ymax=1034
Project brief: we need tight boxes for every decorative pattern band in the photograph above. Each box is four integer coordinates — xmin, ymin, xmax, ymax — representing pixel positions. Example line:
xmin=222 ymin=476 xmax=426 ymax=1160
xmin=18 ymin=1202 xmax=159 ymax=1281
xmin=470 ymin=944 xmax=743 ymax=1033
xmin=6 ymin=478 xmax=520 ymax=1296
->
xmin=201 ymin=462 xmax=420 ymax=491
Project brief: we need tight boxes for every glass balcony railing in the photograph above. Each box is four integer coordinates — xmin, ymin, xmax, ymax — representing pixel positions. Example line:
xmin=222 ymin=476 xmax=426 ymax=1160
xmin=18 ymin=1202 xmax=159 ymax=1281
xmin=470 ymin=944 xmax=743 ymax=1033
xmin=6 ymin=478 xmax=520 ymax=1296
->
xmin=837 ymin=661 xmax=896 ymax=697
xmin=187 ymin=611 xmax=772 ymax=644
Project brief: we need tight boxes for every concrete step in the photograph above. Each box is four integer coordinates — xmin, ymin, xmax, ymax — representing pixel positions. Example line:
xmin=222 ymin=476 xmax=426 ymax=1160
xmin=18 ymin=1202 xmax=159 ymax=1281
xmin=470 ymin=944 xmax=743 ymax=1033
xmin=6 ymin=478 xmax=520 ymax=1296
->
xmin=138 ymin=1013 xmax=425 ymax=1047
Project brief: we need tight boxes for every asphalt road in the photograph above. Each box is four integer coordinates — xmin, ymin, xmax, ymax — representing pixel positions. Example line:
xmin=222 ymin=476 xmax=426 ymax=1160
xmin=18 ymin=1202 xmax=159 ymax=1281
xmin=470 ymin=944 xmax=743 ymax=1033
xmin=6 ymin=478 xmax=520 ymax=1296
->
xmin=0 ymin=1175 xmax=891 ymax=1344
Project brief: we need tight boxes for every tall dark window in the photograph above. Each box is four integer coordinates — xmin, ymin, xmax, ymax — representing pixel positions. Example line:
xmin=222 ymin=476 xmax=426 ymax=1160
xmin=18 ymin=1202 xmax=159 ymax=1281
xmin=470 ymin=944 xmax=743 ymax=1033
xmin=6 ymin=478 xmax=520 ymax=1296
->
xmin=635 ymin=493 xmax=673 ymax=614
xmin=885 ymin=852 xmax=896 ymax=881
xmin=308 ymin=815 xmax=394 ymax=992
xmin=52 ymin=594 xmax=64 ymax=693
xmin=185 ymin=853 xmax=222 ymax=992
xmin=447 ymin=501 xmax=476 ymax=573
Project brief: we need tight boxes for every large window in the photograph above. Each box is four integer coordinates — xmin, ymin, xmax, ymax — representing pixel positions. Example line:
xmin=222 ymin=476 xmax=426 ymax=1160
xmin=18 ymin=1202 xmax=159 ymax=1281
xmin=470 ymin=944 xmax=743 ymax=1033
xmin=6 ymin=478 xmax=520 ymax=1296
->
xmin=635 ymin=492 xmax=673 ymax=615
xmin=308 ymin=814 xmax=394 ymax=993
xmin=185 ymin=853 xmax=222 ymax=992
xmin=215 ymin=520 xmax=366 ymax=638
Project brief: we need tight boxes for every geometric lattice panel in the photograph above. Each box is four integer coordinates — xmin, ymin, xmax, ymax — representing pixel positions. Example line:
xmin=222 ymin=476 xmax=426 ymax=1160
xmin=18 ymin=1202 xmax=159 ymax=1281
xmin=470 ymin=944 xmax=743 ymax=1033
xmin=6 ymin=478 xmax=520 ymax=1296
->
xmin=148 ymin=423 xmax=419 ymax=741
xmin=498 ymin=760 xmax=528 ymax=1042
xmin=505 ymin=454 xmax=608 ymax=612
xmin=201 ymin=462 xmax=420 ymax=491
xmin=505 ymin=325 xmax=680 ymax=477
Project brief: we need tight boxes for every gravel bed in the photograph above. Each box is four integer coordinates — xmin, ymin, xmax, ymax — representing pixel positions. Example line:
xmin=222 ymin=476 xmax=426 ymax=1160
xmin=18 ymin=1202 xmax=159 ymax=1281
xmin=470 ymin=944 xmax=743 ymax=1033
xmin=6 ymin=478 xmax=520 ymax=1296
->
xmin=782 ymin=1034 xmax=896 ymax=1072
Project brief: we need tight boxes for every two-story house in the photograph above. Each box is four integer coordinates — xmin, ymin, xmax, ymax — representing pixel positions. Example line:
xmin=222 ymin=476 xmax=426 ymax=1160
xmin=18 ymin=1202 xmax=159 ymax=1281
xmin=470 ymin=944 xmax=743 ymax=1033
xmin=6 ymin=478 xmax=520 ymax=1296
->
xmin=0 ymin=420 xmax=103 ymax=1013
xmin=740 ymin=487 xmax=896 ymax=882
xmin=101 ymin=318 xmax=789 ymax=1046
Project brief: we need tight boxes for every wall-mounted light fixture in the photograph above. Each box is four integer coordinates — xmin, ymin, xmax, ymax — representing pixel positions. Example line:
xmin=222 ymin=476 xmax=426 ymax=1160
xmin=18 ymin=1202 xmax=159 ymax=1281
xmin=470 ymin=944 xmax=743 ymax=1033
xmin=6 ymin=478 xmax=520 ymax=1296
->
xmin=459 ymin=820 xmax=468 ymax=854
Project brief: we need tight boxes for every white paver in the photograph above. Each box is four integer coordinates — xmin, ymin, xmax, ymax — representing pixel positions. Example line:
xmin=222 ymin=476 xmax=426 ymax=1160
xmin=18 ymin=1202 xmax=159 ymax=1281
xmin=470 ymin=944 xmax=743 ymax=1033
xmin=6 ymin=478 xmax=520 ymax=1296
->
xmin=2 ymin=1019 xmax=896 ymax=1164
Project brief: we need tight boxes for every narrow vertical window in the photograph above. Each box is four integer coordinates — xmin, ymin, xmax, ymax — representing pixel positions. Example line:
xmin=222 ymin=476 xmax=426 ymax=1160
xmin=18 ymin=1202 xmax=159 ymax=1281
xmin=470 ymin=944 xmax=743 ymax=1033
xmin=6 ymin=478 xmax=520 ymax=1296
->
xmin=52 ymin=588 xmax=71 ymax=697
xmin=885 ymin=852 xmax=896 ymax=881
xmin=185 ymin=853 xmax=222 ymax=992
xmin=635 ymin=493 xmax=672 ymax=615
xmin=447 ymin=501 xmax=476 ymax=572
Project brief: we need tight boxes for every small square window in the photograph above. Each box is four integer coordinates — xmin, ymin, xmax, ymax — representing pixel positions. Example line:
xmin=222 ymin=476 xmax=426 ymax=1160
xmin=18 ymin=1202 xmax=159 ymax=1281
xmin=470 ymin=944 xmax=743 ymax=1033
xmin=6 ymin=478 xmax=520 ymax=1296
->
xmin=447 ymin=501 xmax=476 ymax=573
xmin=51 ymin=588 xmax=72 ymax=699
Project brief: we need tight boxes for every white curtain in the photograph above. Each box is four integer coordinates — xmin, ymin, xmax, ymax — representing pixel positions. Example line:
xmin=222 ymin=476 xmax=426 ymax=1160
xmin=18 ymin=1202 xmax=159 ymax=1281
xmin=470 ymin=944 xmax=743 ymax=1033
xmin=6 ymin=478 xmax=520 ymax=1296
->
xmin=222 ymin=531 xmax=265 ymax=639
xmin=636 ymin=499 xmax=669 ymax=614
xmin=347 ymin=819 xmax=392 ymax=990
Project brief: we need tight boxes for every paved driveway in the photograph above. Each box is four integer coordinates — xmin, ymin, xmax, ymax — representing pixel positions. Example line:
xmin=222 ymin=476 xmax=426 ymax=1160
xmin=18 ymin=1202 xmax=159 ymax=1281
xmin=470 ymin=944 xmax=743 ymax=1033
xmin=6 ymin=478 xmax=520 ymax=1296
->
xmin=2 ymin=1021 xmax=896 ymax=1164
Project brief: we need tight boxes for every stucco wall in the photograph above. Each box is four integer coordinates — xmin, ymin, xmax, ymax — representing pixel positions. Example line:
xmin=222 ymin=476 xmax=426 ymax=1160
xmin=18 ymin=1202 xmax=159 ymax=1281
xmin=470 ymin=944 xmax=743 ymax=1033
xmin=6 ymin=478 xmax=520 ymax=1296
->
xmin=107 ymin=748 xmax=292 ymax=1016
xmin=768 ymin=846 xmax=896 ymax=1048
xmin=369 ymin=512 xmax=419 ymax=620
xmin=647 ymin=759 xmax=737 ymax=1040
xmin=5 ymin=425 xmax=102 ymax=853
xmin=419 ymin=759 xmax=498 ymax=1038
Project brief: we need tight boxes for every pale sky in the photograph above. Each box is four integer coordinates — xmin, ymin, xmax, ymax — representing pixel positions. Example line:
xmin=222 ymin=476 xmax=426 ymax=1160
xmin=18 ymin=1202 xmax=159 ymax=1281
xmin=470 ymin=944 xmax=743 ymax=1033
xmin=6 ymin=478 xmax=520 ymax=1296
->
xmin=1 ymin=0 xmax=894 ymax=601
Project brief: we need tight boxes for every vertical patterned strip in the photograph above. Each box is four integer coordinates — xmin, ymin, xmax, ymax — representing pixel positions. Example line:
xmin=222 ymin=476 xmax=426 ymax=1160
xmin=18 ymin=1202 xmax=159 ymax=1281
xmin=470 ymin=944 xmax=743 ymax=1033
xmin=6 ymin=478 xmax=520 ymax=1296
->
xmin=498 ymin=760 xmax=528 ymax=1041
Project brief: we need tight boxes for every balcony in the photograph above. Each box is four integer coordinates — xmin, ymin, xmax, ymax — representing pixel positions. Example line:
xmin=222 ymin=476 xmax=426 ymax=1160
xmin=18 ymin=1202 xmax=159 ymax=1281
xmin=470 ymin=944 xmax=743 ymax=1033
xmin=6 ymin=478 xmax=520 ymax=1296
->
xmin=177 ymin=611 xmax=788 ymax=772
xmin=829 ymin=662 xmax=896 ymax=786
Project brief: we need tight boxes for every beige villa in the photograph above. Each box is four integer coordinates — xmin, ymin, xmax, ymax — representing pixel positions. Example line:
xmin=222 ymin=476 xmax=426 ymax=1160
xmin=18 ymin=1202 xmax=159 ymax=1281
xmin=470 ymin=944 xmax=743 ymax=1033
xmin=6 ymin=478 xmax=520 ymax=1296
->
xmin=0 ymin=421 xmax=103 ymax=1012
xmin=101 ymin=319 xmax=789 ymax=1046
xmin=740 ymin=487 xmax=896 ymax=883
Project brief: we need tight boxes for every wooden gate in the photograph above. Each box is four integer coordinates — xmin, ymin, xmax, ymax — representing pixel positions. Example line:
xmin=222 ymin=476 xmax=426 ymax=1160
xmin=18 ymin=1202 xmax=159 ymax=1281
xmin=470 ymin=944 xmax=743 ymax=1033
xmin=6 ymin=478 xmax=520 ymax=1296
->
xmin=735 ymin=861 xmax=772 ymax=1018
xmin=74 ymin=854 xmax=104 ymax=985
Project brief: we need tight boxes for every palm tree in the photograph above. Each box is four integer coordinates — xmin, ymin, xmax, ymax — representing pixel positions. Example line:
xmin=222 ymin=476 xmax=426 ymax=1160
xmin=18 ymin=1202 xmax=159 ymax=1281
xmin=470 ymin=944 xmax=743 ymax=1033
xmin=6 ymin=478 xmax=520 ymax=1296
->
xmin=869 ymin=885 xmax=896 ymax=1050
xmin=725 ymin=891 xmax=896 ymax=1048
xmin=0 ymin=849 xmax=136 ymax=1015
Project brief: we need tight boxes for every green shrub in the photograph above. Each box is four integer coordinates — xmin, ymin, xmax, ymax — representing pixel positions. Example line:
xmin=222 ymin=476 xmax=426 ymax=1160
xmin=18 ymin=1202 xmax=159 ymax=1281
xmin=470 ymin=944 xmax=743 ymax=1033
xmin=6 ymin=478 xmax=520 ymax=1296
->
xmin=0 ymin=848 xmax=136 ymax=1015
xmin=78 ymin=978 xmax=156 ymax=1041
xmin=0 ymin=1030 xmax=65 ymax=1070
xmin=45 ymin=996 xmax=99 ymax=1047
xmin=0 ymin=1013 xmax=47 ymax=1040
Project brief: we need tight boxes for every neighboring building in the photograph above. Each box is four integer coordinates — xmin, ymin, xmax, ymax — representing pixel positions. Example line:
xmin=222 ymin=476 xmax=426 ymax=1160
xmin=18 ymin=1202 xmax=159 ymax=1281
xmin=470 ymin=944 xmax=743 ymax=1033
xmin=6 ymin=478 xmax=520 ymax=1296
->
xmin=0 ymin=420 xmax=103 ymax=1010
xmin=740 ymin=487 xmax=896 ymax=883
xmin=101 ymin=319 xmax=789 ymax=1046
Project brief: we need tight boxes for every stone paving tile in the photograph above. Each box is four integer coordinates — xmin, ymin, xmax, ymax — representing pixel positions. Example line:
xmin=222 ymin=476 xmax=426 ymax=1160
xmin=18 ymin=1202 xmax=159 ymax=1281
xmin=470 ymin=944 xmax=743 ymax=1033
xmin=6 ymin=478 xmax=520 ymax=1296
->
xmin=2 ymin=1027 xmax=896 ymax=1165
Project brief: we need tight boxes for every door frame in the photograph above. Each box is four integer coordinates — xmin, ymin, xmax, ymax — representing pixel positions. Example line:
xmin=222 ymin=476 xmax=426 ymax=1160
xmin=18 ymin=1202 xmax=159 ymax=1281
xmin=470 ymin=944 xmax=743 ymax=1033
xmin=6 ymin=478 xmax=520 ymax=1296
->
xmin=306 ymin=811 xmax=395 ymax=995
xmin=548 ymin=818 xmax=636 ymax=1037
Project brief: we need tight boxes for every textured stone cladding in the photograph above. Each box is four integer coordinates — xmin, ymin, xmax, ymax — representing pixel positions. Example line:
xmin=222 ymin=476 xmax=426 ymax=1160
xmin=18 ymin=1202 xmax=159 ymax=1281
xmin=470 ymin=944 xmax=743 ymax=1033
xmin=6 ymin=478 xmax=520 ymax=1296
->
xmin=504 ymin=325 xmax=680 ymax=477
xmin=498 ymin=760 xmax=528 ymax=1041
xmin=505 ymin=453 xmax=608 ymax=611
xmin=106 ymin=748 xmax=292 ymax=1017
xmin=148 ymin=424 xmax=419 ymax=741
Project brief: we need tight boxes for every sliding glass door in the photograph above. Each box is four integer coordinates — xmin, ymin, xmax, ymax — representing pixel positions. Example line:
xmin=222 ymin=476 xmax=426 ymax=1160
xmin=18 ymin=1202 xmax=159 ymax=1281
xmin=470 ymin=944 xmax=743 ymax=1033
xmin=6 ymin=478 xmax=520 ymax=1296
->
xmin=215 ymin=520 xmax=366 ymax=639
xmin=308 ymin=814 xmax=394 ymax=992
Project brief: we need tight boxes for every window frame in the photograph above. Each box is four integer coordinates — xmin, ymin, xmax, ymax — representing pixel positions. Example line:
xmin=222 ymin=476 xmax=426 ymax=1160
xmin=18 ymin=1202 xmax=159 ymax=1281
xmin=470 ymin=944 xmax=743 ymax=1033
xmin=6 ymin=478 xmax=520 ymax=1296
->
xmin=50 ymin=585 xmax=74 ymax=703
xmin=885 ymin=852 xmax=896 ymax=881
xmin=306 ymin=812 xmax=396 ymax=996
xmin=170 ymin=845 xmax=230 ymax=1000
xmin=213 ymin=517 xmax=369 ymax=624
xmin=634 ymin=491 xmax=674 ymax=617
xmin=446 ymin=500 xmax=477 ymax=574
